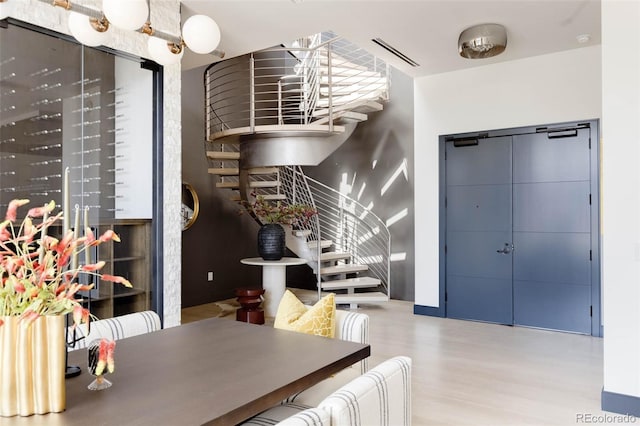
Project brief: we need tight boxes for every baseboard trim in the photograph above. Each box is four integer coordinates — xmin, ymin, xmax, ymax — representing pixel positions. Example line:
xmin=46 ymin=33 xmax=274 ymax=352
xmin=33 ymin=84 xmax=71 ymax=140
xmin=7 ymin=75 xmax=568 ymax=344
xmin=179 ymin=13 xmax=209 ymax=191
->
xmin=414 ymin=304 xmax=444 ymax=317
xmin=601 ymin=389 xmax=640 ymax=417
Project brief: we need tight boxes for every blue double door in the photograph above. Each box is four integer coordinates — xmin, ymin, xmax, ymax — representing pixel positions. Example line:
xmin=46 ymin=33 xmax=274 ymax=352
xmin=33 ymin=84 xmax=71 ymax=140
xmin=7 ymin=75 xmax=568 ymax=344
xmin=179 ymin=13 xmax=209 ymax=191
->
xmin=445 ymin=126 xmax=594 ymax=334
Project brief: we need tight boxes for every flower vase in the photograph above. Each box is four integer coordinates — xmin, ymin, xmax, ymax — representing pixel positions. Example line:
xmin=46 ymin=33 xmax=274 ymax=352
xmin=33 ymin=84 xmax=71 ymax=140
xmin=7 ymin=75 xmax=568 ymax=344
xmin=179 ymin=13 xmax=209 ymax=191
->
xmin=258 ymin=223 xmax=285 ymax=260
xmin=0 ymin=316 xmax=66 ymax=417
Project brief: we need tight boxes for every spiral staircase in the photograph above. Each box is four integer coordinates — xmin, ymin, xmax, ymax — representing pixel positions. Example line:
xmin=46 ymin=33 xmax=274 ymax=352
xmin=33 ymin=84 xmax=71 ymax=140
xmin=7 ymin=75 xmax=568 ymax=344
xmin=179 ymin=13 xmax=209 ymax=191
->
xmin=204 ymin=32 xmax=391 ymax=307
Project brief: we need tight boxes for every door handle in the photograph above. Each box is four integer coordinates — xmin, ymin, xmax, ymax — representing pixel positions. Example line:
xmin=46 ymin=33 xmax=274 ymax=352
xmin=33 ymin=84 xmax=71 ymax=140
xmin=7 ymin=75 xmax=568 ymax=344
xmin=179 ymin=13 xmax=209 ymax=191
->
xmin=496 ymin=243 xmax=513 ymax=254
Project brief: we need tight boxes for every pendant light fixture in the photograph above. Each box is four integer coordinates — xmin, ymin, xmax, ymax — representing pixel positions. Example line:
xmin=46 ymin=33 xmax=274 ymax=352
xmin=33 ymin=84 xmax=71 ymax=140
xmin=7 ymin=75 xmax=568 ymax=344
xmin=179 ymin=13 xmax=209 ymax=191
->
xmin=458 ymin=23 xmax=507 ymax=59
xmin=8 ymin=0 xmax=226 ymax=65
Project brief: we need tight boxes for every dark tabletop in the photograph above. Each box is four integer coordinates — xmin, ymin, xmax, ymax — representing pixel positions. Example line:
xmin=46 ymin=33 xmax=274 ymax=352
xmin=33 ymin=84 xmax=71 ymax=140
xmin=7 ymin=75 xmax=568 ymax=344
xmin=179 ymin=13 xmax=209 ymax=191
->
xmin=6 ymin=317 xmax=370 ymax=426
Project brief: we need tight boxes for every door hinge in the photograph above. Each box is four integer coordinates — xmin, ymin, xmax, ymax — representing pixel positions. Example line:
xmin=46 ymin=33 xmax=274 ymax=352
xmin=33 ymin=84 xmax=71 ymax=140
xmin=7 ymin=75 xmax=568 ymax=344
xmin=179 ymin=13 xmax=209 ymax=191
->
xmin=590 ymin=305 xmax=593 ymax=317
xmin=589 ymin=137 xmax=591 ymax=149
xmin=444 ymin=245 xmax=447 ymax=254
xmin=589 ymin=250 xmax=592 ymax=261
xmin=589 ymin=193 xmax=592 ymax=205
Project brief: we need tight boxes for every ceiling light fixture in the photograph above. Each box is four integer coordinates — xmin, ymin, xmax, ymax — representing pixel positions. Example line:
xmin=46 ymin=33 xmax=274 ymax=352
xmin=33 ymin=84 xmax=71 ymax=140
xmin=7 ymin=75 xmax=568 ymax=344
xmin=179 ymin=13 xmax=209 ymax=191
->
xmin=458 ymin=23 xmax=507 ymax=59
xmin=8 ymin=0 xmax=226 ymax=65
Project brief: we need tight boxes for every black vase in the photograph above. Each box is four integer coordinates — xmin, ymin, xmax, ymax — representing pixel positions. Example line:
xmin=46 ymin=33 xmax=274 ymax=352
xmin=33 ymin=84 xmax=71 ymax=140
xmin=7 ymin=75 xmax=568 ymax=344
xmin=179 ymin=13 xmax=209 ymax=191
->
xmin=257 ymin=224 xmax=285 ymax=260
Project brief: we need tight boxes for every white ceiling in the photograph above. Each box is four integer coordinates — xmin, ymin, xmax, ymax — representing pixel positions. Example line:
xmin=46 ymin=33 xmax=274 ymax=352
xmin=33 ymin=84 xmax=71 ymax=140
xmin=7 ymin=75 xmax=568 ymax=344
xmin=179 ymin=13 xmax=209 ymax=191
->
xmin=179 ymin=0 xmax=601 ymax=77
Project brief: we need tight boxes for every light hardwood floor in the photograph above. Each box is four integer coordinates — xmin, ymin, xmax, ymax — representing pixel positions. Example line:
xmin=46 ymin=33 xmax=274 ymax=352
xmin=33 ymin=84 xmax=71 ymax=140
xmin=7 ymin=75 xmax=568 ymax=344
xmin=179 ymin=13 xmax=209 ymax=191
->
xmin=182 ymin=289 xmax=609 ymax=426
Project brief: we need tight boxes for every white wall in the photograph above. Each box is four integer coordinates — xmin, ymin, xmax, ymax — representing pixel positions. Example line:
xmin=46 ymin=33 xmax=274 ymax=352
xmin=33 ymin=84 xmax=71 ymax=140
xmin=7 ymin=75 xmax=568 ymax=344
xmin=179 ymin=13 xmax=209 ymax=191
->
xmin=601 ymin=0 xmax=640 ymax=399
xmin=414 ymin=45 xmax=602 ymax=307
xmin=6 ymin=0 xmax=183 ymax=327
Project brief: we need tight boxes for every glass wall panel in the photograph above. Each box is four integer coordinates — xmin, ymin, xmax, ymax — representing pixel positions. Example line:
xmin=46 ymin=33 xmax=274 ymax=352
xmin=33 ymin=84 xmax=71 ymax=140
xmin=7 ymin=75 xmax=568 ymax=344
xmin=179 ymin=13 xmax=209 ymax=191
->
xmin=0 ymin=22 xmax=156 ymax=319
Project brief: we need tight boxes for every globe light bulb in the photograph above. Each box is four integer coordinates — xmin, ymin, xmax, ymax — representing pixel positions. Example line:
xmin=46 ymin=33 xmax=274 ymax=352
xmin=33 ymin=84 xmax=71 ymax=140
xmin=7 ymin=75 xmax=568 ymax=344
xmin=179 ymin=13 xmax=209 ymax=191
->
xmin=182 ymin=14 xmax=221 ymax=55
xmin=68 ymin=12 xmax=110 ymax=47
xmin=147 ymin=36 xmax=183 ymax=66
xmin=102 ymin=0 xmax=148 ymax=31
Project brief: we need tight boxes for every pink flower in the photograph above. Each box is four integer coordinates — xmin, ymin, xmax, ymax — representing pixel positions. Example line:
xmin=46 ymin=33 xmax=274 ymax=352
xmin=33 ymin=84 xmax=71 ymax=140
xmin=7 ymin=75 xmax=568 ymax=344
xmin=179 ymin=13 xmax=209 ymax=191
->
xmin=72 ymin=305 xmax=90 ymax=328
xmin=82 ymin=261 xmax=106 ymax=272
xmin=13 ymin=281 xmax=25 ymax=293
xmin=106 ymin=340 xmax=116 ymax=373
xmin=95 ymin=338 xmax=114 ymax=376
xmin=97 ymin=229 xmax=120 ymax=243
xmin=5 ymin=199 xmax=29 ymax=222
xmin=101 ymin=274 xmax=133 ymax=288
xmin=27 ymin=200 xmax=55 ymax=218
xmin=0 ymin=199 xmax=133 ymax=328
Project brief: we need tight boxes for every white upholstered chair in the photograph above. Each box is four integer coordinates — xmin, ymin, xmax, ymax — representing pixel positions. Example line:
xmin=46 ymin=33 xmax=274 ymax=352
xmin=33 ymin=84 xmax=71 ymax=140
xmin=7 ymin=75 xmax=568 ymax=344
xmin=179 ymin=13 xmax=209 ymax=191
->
xmin=241 ymin=356 xmax=412 ymax=426
xmin=285 ymin=309 xmax=370 ymax=406
xmin=318 ymin=356 xmax=412 ymax=426
xmin=67 ymin=310 xmax=161 ymax=350
xmin=242 ymin=405 xmax=330 ymax=426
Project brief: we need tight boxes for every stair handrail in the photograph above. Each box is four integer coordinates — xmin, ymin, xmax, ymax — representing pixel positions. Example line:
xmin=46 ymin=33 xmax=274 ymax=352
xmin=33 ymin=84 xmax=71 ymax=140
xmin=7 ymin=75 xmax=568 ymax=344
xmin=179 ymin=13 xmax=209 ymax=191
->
xmin=205 ymin=32 xmax=389 ymax=141
xmin=279 ymin=166 xmax=390 ymax=300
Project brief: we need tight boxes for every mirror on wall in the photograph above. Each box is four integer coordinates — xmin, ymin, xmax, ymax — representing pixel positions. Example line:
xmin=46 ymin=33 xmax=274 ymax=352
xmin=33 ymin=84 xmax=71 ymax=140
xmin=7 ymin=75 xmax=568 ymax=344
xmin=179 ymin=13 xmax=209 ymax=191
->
xmin=181 ymin=182 xmax=199 ymax=230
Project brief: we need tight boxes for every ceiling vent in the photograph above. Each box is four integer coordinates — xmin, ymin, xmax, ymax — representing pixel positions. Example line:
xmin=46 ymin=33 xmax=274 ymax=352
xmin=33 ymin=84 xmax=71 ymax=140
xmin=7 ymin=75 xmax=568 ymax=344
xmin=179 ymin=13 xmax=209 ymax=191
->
xmin=371 ymin=38 xmax=419 ymax=67
xmin=458 ymin=23 xmax=507 ymax=59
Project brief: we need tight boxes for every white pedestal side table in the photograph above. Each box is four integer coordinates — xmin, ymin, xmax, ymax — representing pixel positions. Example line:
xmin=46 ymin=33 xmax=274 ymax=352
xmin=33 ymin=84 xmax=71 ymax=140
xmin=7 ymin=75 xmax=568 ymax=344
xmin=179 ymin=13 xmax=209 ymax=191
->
xmin=240 ymin=257 xmax=308 ymax=317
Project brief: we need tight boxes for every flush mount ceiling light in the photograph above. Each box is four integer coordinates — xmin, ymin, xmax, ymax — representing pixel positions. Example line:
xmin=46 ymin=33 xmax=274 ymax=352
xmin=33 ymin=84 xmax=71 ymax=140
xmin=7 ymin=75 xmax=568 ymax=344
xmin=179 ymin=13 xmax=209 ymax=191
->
xmin=4 ymin=0 xmax=226 ymax=64
xmin=458 ymin=23 xmax=507 ymax=59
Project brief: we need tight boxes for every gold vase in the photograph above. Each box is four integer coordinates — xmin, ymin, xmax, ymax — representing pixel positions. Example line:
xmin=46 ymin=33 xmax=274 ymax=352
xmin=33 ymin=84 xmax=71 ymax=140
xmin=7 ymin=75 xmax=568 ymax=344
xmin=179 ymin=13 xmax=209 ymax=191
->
xmin=0 ymin=315 xmax=66 ymax=417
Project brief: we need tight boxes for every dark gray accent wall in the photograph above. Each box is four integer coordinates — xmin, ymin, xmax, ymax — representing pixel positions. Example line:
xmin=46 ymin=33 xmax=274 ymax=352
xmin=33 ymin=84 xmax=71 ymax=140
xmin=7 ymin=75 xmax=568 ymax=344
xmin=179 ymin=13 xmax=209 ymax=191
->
xmin=181 ymin=65 xmax=261 ymax=308
xmin=181 ymin=65 xmax=415 ymax=306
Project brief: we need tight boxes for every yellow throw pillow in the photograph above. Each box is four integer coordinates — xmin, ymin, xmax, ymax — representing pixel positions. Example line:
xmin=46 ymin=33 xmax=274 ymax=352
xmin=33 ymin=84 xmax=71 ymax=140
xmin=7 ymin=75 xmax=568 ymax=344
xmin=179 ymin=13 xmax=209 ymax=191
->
xmin=274 ymin=290 xmax=336 ymax=338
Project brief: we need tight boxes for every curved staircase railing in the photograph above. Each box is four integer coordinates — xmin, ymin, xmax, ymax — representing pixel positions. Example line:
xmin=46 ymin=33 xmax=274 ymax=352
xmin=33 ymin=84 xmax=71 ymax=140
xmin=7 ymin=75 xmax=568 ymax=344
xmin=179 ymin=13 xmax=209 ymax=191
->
xmin=277 ymin=166 xmax=390 ymax=301
xmin=204 ymin=32 xmax=390 ymax=142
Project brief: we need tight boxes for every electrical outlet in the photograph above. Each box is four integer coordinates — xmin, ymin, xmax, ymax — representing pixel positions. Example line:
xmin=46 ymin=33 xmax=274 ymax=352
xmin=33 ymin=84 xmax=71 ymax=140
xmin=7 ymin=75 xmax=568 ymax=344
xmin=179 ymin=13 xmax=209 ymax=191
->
xmin=207 ymin=271 xmax=214 ymax=281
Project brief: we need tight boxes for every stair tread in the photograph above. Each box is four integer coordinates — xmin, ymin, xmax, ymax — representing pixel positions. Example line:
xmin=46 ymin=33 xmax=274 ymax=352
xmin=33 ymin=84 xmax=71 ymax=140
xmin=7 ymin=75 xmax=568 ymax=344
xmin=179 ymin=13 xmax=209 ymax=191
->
xmin=206 ymin=151 xmax=240 ymax=160
xmin=209 ymin=124 xmax=346 ymax=142
xmin=320 ymin=75 xmax=386 ymax=85
xmin=313 ymin=100 xmax=383 ymax=117
xmin=208 ymin=167 xmax=239 ymax=176
xmin=248 ymin=167 xmax=279 ymax=175
xmin=320 ymin=264 xmax=369 ymax=275
xmin=249 ymin=180 xmax=281 ymax=188
xmin=320 ymin=251 xmax=352 ymax=261
xmin=334 ymin=292 xmax=389 ymax=304
xmin=260 ymin=194 xmax=287 ymax=201
xmin=321 ymin=277 xmax=381 ymax=290
xmin=313 ymin=111 xmax=368 ymax=125
xmin=308 ymin=240 xmax=333 ymax=249
xmin=216 ymin=181 xmax=239 ymax=189
xmin=320 ymin=67 xmax=381 ymax=78
xmin=316 ymin=92 xmax=385 ymax=107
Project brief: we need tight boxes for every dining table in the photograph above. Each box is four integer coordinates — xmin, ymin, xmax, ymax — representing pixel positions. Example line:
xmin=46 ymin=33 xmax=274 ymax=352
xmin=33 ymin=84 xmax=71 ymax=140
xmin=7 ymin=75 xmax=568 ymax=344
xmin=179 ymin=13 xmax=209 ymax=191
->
xmin=4 ymin=316 xmax=370 ymax=426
